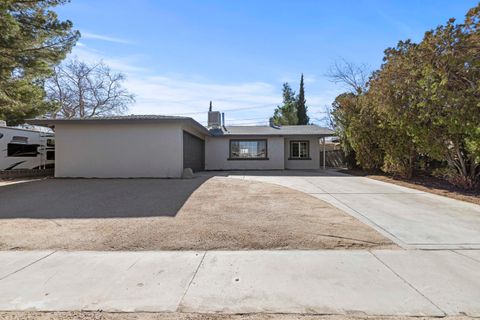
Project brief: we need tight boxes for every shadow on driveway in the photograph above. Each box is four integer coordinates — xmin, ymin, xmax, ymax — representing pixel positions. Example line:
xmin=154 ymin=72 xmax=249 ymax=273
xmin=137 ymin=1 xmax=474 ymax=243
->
xmin=0 ymin=177 xmax=210 ymax=219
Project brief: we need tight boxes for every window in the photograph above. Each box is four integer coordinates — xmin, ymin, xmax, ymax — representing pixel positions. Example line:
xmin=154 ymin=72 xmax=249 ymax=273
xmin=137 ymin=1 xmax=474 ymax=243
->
xmin=47 ymin=138 xmax=55 ymax=147
xmin=290 ymin=141 xmax=310 ymax=159
xmin=47 ymin=150 xmax=55 ymax=160
xmin=229 ymin=139 xmax=267 ymax=160
xmin=7 ymin=143 xmax=39 ymax=157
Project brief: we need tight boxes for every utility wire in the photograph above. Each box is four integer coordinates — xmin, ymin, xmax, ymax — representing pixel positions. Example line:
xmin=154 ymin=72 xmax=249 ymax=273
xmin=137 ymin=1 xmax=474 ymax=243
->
xmin=164 ymin=103 xmax=278 ymax=116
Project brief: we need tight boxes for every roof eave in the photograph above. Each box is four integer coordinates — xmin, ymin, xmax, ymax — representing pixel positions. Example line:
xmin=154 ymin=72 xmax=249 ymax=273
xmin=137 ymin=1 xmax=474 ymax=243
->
xmin=210 ymin=132 xmax=335 ymax=137
xmin=26 ymin=118 xmax=211 ymax=136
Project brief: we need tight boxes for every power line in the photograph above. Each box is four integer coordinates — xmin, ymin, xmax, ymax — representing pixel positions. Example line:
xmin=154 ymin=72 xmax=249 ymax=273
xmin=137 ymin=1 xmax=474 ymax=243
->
xmin=228 ymin=122 xmax=268 ymax=126
xmin=227 ymin=117 xmax=268 ymax=122
xmin=197 ymin=116 xmax=267 ymax=122
xmin=164 ymin=103 xmax=278 ymax=116
xmin=166 ymin=106 xmax=330 ymax=117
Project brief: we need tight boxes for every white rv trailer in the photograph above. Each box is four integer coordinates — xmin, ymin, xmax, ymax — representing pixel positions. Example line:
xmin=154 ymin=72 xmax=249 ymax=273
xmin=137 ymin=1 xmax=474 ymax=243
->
xmin=0 ymin=120 xmax=55 ymax=170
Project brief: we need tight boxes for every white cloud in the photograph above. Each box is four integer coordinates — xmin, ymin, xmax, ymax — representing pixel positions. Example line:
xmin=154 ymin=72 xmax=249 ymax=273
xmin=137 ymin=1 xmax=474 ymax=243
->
xmin=72 ymin=47 xmax=148 ymax=73
xmin=125 ymin=75 xmax=339 ymax=126
xmin=125 ymin=76 xmax=280 ymax=124
xmin=66 ymin=45 xmax=337 ymax=126
xmin=81 ymin=32 xmax=133 ymax=45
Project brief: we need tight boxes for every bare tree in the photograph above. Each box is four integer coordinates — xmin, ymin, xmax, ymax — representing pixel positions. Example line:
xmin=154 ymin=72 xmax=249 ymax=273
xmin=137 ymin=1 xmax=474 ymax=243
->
xmin=46 ymin=58 xmax=135 ymax=119
xmin=310 ymin=105 xmax=334 ymax=129
xmin=322 ymin=104 xmax=335 ymax=129
xmin=326 ymin=58 xmax=370 ymax=94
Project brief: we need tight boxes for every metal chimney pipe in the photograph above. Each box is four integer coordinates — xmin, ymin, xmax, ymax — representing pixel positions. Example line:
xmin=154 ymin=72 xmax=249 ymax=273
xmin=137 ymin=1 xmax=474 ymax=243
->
xmin=269 ymin=117 xmax=274 ymax=127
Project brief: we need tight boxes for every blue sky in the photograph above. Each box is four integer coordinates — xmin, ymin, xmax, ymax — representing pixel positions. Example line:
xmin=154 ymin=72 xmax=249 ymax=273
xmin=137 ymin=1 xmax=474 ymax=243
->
xmin=57 ymin=0 xmax=477 ymax=126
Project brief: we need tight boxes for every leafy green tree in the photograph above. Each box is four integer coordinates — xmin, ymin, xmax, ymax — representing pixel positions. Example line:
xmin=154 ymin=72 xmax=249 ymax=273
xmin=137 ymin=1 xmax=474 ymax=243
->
xmin=347 ymin=99 xmax=384 ymax=171
xmin=331 ymin=93 xmax=384 ymax=171
xmin=329 ymin=4 xmax=480 ymax=187
xmin=366 ymin=42 xmax=420 ymax=179
xmin=328 ymin=61 xmax=373 ymax=169
xmin=273 ymin=82 xmax=298 ymax=125
xmin=413 ymin=7 xmax=480 ymax=188
xmin=367 ymin=6 xmax=480 ymax=186
xmin=0 ymin=0 xmax=79 ymax=125
xmin=331 ymin=93 xmax=358 ymax=168
xmin=296 ymin=74 xmax=309 ymax=124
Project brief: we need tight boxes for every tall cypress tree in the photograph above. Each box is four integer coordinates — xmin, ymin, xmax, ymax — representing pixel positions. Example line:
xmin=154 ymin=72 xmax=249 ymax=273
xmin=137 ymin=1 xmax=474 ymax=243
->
xmin=296 ymin=74 xmax=309 ymax=125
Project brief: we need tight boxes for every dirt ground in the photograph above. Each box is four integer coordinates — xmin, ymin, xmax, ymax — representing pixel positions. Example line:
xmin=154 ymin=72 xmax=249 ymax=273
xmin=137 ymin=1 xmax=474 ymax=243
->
xmin=0 ymin=312 xmax=473 ymax=320
xmin=0 ymin=177 xmax=394 ymax=250
xmin=340 ymin=169 xmax=480 ymax=206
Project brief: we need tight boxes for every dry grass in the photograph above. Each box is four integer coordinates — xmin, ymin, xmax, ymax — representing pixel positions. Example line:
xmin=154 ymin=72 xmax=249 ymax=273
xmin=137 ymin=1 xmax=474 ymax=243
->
xmin=0 ymin=177 xmax=394 ymax=251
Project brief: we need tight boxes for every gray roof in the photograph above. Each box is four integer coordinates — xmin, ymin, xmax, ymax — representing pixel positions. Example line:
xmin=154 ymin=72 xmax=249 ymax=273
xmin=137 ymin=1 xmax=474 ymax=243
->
xmin=210 ymin=125 xmax=334 ymax=136
xmin=27 ymin=115 xmax=334 ymax=137
xmin=28 ymin=114 xmax=191 ymax=122
xmin=27 ymin=115 xmax=210 ymax=135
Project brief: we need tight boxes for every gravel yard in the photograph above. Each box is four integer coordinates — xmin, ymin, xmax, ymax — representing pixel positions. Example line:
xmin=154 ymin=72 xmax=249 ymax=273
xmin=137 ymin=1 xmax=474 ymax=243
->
xmin=0 ymin=176 xmax=395 ymax=250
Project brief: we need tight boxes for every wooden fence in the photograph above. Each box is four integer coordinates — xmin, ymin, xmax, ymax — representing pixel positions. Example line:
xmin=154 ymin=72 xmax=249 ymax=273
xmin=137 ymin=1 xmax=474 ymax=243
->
xmin=320 ymin=150 xmax=346 ymax=168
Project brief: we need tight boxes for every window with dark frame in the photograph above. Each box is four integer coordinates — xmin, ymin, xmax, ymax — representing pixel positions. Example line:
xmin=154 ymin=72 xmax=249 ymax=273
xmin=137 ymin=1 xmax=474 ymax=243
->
xmin=47 ymin=150 xmax=55 ymax=160
xmin=229 ymin=139 xmax=268 ymax=159
xmin=7 ymin=143 xmax=39 ymax=157
xmin=290 ymin=140 xmax=310 ymax=159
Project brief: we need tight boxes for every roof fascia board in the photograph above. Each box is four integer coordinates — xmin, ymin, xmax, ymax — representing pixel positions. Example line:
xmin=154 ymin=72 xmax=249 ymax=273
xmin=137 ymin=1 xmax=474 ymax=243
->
xmin=27 ymin=118 xmax=210 ymax=136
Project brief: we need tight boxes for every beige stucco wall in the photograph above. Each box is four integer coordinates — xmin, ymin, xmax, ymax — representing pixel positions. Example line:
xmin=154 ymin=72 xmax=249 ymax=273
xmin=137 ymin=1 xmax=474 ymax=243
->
xmin=205 ymin=136 xmax=285 ymax=170
xmin=55 ymin=122 xmax=184 ymax=178
xmin=284 ymin=136 xmax=321 ymax=170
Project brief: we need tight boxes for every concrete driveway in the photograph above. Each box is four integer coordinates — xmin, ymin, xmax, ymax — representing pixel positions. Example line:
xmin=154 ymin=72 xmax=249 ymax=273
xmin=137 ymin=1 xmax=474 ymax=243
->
xmin=226 ymin=170 xmax=480 ymax=249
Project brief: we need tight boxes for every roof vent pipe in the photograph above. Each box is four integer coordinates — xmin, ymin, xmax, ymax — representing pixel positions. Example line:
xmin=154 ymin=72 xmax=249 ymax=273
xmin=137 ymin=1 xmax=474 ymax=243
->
xmin=269 ymin=117 xmax=275 ymax=127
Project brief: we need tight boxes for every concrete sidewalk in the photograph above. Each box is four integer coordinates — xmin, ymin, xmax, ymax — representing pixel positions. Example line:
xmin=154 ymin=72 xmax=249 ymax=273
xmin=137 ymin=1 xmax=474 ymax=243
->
xmin=1 ymin=250 xmax=479 ymax=316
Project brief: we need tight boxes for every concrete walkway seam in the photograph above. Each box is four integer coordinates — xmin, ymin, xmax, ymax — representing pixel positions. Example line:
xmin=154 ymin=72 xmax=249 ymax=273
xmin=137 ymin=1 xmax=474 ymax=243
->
xmin=369 ymin=251 xmax=446 ymax=316
xmin=177 ymin=250 xmax=207 ymax=311
xmin=0 ymin=251 xmax=57 ymax=281
xmin=451 ymin=250 xmax=480 ymax=264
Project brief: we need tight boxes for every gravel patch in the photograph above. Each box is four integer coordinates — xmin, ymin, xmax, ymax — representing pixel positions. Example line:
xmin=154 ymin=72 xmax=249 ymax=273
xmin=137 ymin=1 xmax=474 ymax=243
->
xmin=0 ymin=177 xmax=395 ymax=250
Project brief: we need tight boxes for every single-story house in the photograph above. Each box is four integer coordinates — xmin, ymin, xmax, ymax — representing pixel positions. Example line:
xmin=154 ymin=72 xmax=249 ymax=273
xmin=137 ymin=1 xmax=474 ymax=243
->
xmin=28 ymin=110 xmax=334 ymax=178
